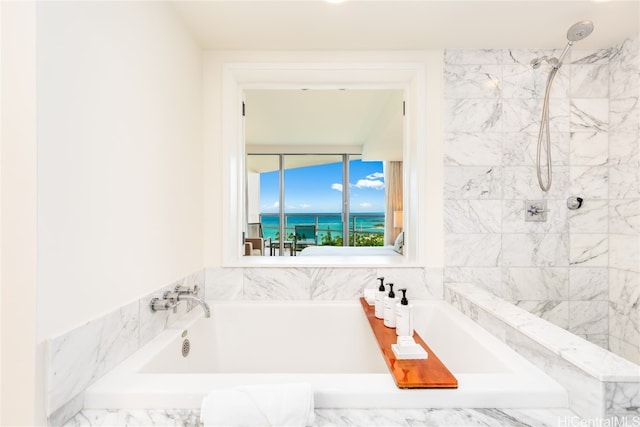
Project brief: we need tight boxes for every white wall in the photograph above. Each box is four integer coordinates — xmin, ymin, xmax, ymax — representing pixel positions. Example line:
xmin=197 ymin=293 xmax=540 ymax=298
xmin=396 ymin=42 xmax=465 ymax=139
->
xmin=36 ymin=1 xmax=203 ymax=341
xmin=247 ymin=172 xmax=261 ymax=224
xmin=1 ymin=3 xmax=38 ymax=424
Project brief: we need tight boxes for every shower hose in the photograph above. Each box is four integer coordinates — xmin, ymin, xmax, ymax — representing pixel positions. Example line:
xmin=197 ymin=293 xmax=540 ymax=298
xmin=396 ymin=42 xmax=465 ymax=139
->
xmin=536 ymin=67 xmax=558 ymax=192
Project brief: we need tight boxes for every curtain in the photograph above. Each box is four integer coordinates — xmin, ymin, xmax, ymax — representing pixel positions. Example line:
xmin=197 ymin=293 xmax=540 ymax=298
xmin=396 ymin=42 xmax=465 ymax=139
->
xmin=384 ymin=161 xmax=403 ymax=245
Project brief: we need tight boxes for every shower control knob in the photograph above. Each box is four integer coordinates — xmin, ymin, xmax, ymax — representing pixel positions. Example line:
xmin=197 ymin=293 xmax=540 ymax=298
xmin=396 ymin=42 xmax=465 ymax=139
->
xmin=567 ymin=196 xmax=584 ymax=210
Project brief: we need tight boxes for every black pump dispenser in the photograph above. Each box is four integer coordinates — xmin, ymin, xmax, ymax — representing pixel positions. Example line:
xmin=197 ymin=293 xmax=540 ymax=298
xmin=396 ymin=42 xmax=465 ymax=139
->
xmin=399 ymin=288 xmax=408 ymax=305
xmin=387 ymin=283 xmax=395 ymax=298
xmin=377 ymin=277 xmax=385 ymax=291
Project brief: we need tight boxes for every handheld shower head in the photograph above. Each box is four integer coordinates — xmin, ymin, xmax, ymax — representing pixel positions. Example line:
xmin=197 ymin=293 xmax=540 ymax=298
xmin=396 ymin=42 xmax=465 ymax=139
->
xmin=556 ymin=21 xmax=593 ymax=68
xmin=532 ymin=19 xmax=595 ymax=193
xmin=567 ymin=20 xmax=594 ymax=42
xmin=531 ymin=21 xmax=594 ymax=70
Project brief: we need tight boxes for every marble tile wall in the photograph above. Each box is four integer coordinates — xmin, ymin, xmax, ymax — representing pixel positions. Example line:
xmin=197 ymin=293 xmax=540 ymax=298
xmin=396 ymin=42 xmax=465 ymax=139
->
xmin=204 ymin=267 xmax=444 ymax=302
xmin=443 ymin=34 xmax=640 ymax=364
xmin=47 ymin=270 xmax=205 ymax=426
xmin=607 ymin=35 xmax=640 ymax=365
xmin=445 ymin=283 xmax=640 ymax=420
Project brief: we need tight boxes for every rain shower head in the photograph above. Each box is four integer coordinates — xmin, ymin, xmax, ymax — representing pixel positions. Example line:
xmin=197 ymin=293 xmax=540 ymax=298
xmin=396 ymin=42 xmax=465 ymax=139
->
xmin=567 ymin=20 xmax=594 ymax=42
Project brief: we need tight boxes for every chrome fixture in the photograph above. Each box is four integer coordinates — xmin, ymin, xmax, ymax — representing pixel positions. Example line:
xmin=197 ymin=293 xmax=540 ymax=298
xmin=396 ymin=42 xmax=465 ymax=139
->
xmin=150 ymin=297 xmax=177 ymax=312
xmin=567 ymin=20 xmax=595 ymax=43
xmin=172 ymin=292 xmax=211 ymax=318
xmin=150 ymin=285 xmax=211 ymax=318
xmin=530 ymin=56 xmax=558 ymax=69
xmin=567 ymin=196 xmax=584 ymax=210
xmin=529 ymin=21 xmax=594 ymax=71
xmin=525 ymin=200 xmax=549 ymax=222
xmin=531 ymin=20 xmax=594 ymax=192
xmin=182 ymin=338 xmax=191 ymax=358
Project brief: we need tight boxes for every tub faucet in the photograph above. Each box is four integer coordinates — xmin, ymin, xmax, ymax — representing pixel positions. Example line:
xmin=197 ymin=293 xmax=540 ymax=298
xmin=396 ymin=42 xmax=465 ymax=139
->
xmin=150 ymin=285 xmax=211 ymax=318
xmin=175 ymin=285 xmax=197 ymax=296
xmin=175 ymin=293 xmax=211 ymax=318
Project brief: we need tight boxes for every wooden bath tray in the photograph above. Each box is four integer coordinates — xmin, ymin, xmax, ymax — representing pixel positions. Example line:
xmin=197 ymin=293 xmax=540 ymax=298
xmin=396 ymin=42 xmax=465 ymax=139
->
xmin=359 ymin=298 xmax=458 ymax=389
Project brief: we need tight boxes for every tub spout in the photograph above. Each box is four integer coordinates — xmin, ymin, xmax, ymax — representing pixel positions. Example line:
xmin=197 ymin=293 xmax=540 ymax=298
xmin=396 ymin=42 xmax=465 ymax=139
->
xmin=176 ymin=294 xmax=211 ymax=318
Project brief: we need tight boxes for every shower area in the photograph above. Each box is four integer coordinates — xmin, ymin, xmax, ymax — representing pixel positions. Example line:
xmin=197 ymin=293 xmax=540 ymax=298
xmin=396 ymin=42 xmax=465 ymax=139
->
xmin=443 ymin=31 xmax=639 ymax=364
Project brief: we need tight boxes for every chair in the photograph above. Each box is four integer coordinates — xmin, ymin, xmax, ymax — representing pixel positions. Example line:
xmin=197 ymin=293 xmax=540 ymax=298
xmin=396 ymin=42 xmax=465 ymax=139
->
xmin=245 ymin=222 xmax=270 ymax=256
xmin=293 ymin=225 xmax=318 ymax=252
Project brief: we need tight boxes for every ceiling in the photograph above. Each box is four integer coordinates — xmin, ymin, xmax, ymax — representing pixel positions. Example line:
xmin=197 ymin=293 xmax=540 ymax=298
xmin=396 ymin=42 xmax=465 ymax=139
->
xmin=174 ymin=0 xmax=638 ymax=171
xmin=171 ymin=0 xmax=639 ymax=51
xmin=245 ymin=89 xmax=404 ymax=172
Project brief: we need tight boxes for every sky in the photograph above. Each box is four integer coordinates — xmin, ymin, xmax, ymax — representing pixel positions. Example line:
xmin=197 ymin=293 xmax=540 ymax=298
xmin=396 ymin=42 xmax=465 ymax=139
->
xmin=260 ymin=159 xmax=385 ymax=213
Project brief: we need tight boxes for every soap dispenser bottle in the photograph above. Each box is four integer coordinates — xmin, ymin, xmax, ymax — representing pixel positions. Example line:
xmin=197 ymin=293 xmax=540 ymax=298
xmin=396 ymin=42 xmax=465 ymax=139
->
xmin=395 ymin=288 xmax=413 ymax=336
xmin=374 ymin=277 xmax=385 ymax=319
xmin=383 ymin=283 xmax=396 ymax=328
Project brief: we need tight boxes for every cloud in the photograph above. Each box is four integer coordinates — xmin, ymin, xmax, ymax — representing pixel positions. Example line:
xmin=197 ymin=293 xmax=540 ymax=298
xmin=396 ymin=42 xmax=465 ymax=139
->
xmin=299 ymin=203 xmax=312 ymax=209
xmin=353 ymin=179 xmax=385 ymax=190
xmin=366 ymin=172 xmax=384 ymax=180
xmin=359 ymin=202 xmax=372 ymax=208
xmin=331 ymin=183 xmax=343 ymax=192
xmin=271 ymin=201 xmax=279 ymax=208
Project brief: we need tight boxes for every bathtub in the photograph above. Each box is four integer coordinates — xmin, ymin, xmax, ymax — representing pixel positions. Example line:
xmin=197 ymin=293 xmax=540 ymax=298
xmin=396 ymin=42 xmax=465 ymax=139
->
xmin=84 ymin=300 xmax=567 ymax=410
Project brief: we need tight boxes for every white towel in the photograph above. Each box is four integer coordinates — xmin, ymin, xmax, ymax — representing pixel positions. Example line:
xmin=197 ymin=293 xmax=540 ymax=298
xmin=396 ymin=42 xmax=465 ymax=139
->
xmin=200 ymin=383 xmax=315 ymax=427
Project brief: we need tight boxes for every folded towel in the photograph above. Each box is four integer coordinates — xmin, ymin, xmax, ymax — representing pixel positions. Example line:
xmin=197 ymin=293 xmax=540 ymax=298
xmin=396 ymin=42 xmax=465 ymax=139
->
xmin=200 ymin=383 xmax=315 ymax=427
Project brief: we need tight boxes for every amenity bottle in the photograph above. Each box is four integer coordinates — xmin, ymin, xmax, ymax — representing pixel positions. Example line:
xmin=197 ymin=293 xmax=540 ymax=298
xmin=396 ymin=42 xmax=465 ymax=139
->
xmin=395 ymin=288 xmax=413 ymax=336
xmin=383 ymin=283 xmax=396 ymax=328
xmin=374 ymin=277 xmax=385 ymax=319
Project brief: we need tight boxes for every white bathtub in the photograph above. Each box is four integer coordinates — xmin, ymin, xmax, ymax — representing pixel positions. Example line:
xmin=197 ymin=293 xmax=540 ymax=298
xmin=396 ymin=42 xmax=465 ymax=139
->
xmin=84 ymin=300 xmax=567 ymax=410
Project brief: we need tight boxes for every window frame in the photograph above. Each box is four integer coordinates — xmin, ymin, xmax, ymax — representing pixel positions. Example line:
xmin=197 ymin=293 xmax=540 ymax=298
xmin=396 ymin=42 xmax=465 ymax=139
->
xmin=221 ymin=62 xmax=428 ymax=267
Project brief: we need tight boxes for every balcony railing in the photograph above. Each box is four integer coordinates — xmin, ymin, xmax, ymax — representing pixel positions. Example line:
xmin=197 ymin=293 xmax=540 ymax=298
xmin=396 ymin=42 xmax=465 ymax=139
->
xmin=259 ymin=212 xmax=385 ymax=247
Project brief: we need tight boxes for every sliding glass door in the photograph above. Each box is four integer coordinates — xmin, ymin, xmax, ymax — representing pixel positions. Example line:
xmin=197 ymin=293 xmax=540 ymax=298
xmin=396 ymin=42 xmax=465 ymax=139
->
xmin=247 ymin=153 xmax=386 ymax=255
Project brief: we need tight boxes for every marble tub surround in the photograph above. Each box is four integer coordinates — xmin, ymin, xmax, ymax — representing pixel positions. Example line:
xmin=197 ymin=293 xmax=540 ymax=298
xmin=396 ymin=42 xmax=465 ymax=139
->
xmin=47 ymin=270 xmax=205 ymax=425
xmin=47 ymin=300 xmax=140 ymax=420
xmin=608 ymin=33 xmax=640 ymax=366
xmin=205 ymin=267 xmax=444 ymax=301
xmin=443 ymin=34 xmax=640 ymax=364
xmin=50 ymin=267 xmax=440 ymax=425
xmin=445 ymin=283 xmax=639 ymax=420
xmin=64 ymin=407 xmax=580 ymax=427
xmin=49 ymin=389 xmax=86 ymax=427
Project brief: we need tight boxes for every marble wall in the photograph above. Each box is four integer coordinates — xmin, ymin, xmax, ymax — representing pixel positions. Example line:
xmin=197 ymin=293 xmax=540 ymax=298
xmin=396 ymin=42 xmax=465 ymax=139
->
xmin=443 ymin=34 xmax=639 ymax=363
xmin=445 ymin=283 xmax=639 ymax=420
xmin=607 ymin=36 xmax=640 ymax=365
xmin=204 ymin=267 xmax=444 ymax=302
xmin=47 ymin=270 xmax=205 ymax=425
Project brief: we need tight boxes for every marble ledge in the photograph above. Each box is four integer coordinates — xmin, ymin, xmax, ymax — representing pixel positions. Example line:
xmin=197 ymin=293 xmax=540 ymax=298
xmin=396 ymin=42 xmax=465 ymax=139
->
xmin=445 ymin=283 xmax=640 ymax=383
xmin=65 ymin=407 xmax=580 ymax=427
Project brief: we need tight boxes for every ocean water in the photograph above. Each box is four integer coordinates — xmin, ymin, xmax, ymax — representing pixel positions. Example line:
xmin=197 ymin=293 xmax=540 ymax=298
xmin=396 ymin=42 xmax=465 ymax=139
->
xmin=260 ymin=213 xmax=384 ymax=241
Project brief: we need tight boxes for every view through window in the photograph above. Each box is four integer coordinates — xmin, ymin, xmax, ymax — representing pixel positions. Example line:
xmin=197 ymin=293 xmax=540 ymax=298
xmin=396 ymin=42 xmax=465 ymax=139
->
xmin=243 ymin=88 xmax=404 ymax=257
xmin=247 ymin=154 xmax=386 ymax=254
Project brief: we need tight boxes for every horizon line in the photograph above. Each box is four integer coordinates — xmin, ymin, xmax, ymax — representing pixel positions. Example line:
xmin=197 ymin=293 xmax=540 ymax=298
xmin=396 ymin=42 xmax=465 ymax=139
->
xmin=259 ymin=211 xmax=385 ymax=215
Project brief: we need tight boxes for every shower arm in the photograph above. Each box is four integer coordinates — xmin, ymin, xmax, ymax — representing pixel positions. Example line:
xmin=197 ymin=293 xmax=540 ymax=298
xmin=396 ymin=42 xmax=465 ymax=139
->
xmin=553 ymin=41 xmax=573 ymax=69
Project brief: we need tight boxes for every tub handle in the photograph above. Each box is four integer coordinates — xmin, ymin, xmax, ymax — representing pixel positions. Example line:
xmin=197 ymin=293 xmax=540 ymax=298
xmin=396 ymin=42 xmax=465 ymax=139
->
xmin=150 ymin=297 xmax=178 ymax=313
